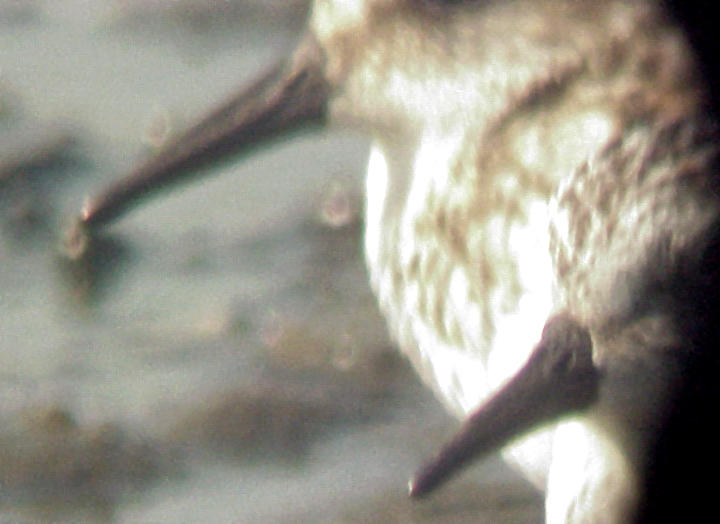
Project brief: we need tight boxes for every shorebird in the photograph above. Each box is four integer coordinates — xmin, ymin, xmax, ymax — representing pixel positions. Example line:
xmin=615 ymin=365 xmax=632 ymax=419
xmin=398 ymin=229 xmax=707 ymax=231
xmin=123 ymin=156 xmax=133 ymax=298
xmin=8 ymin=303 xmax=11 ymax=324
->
xmin=68 ymin=1 xmax=720 ymax=522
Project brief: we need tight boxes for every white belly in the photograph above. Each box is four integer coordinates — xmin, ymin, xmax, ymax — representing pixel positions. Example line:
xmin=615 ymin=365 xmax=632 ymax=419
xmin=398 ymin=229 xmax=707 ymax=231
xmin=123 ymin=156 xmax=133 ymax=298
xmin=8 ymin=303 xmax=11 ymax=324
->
xmin=364 ymin=138 xmax=559 ymax=487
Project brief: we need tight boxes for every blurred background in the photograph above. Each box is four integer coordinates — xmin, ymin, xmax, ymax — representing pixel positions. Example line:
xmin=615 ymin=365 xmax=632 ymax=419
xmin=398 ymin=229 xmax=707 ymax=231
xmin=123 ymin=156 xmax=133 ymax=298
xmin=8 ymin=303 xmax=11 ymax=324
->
xmin=0 ymin=1 xmax=541 ymax=522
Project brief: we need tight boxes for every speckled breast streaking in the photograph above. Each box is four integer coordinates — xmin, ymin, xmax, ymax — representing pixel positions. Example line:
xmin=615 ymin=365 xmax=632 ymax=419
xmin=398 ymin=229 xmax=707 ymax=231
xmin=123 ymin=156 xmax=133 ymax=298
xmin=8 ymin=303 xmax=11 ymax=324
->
xmin=70 ymin=1 xmax=720 ymax=522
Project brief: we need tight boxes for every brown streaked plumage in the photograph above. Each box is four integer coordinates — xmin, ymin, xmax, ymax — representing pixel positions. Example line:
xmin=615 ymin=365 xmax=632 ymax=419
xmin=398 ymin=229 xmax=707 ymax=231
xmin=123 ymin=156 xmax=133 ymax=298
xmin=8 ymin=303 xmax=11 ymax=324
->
xmin=67 ymin=1 xmax=720 ymax=522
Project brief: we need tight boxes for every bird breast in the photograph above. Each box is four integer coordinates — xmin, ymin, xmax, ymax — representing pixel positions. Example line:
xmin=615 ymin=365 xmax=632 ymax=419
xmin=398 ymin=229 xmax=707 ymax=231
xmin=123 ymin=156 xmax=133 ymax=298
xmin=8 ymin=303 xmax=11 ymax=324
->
xmin=357 ymin=0 xmax=705 ymax=491
xmin=364 ymin=129 xmax=561 ymax=418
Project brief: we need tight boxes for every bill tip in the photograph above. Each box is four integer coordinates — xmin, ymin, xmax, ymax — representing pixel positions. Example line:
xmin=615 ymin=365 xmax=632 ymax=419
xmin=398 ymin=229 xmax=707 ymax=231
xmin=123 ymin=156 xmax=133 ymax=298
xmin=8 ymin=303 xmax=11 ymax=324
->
xmin=60 ymin=215 xmax=92 ymax=261
xmin=408 ymin=473 xmax=432 ymax=499
xmin=408 ymin=478 xmax=420 ymax=498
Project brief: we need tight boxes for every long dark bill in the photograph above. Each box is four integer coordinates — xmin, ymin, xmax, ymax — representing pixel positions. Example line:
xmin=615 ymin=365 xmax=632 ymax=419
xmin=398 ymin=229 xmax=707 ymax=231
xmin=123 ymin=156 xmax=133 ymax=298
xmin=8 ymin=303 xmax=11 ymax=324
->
xmin=409 ymin=313 xmax=599 ymax=498
xmin=78 ymin=35 xmax=330 ymax=231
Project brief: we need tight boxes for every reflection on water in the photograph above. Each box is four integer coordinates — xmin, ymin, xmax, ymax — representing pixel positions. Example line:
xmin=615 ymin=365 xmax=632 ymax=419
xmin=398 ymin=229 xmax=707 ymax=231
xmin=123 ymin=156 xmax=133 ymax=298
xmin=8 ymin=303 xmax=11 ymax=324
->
xmin=0 ymin=2 xmax=541 ymax=522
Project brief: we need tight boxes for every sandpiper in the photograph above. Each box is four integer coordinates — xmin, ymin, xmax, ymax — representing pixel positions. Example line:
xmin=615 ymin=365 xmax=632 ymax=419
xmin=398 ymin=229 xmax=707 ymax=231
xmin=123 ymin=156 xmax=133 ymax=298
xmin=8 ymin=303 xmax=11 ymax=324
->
xmin=69 ymin=1 xmax=720 ymax=522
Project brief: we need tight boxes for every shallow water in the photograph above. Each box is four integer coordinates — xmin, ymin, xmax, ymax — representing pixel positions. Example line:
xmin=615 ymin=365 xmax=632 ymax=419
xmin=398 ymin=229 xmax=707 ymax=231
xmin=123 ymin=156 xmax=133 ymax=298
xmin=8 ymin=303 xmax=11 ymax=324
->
xmin=0 ymin=2 xmax=541 ymax=522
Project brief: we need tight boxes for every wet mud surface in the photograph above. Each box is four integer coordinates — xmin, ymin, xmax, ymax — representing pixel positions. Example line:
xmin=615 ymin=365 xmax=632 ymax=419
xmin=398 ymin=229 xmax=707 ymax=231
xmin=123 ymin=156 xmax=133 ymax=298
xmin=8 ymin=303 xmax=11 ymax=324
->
xmin=0 ymin=2 xmax=541 ymax=522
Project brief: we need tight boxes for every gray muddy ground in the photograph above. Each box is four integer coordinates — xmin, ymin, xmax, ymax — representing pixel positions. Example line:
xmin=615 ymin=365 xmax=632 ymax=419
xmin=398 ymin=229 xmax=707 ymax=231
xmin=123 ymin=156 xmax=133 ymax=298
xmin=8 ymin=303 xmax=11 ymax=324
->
xmin=0 ymin=2 xmax=541 ymax=522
